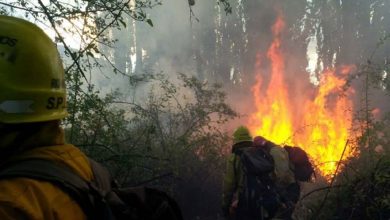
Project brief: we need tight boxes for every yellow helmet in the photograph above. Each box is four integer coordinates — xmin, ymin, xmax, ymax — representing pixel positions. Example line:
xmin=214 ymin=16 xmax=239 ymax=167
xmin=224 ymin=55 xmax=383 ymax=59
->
xmin=233 ymin=126 xmax=252 ymax=144
xmin=0 ymin=15 xmax=67 ymax=123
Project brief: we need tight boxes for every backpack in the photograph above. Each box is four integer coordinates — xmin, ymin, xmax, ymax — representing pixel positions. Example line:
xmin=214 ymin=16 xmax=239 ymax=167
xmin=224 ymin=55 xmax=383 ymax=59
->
xmin=283 ymin=146 xmax=314 ymax=182
xmin=0 ymin=158 xmax=183 ymax=220
xmin=234 ymin=147 xmax=280 ymax=219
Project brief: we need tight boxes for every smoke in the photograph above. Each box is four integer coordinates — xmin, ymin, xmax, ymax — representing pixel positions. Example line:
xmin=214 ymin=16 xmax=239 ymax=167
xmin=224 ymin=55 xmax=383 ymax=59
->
xmin=67 ymin=1 xmax=390 ymax=219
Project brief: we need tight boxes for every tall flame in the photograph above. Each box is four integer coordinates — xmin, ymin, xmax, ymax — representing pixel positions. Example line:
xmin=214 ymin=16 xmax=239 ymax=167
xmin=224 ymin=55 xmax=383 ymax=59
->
xmin=248 ymin=13 xmax=356 ymax=177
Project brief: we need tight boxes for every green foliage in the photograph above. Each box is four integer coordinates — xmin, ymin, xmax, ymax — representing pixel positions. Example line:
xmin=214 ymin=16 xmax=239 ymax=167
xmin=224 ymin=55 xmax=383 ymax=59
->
xmin=60 ymin=68 xmax=236 ymax=220
xmin=0 ymin=1 xmax=234 ymax=218
xmin=64 ymin=70 xmax=237 ymax=189
xmin=311 ymin=155 xmax=390 ymax=220
xmin=63 ymin=68 xmax=129 ymax=161
xmin=0 ymin=0 xmax=232 ymax=81
xmin=62 ymin=71 xmax=237 ymax=220
xmin=2 ymin=1 xmax=149 ymax=88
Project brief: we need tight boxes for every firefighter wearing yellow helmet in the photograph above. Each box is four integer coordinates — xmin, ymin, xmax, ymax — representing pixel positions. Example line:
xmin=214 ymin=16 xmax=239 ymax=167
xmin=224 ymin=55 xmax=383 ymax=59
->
xmin=222 ymin=125 xmax=253 ymax=219
xmin=232 ymin=126 xmax=252 ymax=144
xmin=0 ymin=15 xmax=67 ymax=123
xmin=222 ymin=126 xmax=299 ymax=220
xmin=0 ymin=15 xmax=91 ymax=219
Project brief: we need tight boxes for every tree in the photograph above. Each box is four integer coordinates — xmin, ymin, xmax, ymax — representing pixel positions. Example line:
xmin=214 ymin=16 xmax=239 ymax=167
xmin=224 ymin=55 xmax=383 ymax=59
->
xmin=64 ymin=71 xmax=238 ymax=219
xmin=1 ymin=2 xmax=236 ymax=219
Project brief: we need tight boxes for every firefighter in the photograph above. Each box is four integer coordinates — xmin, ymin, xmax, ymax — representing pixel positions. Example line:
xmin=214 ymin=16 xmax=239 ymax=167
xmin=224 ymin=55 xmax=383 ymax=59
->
xmin=0 ymin=15 xmax=92 ymax=219
xmin=222 ymin=126 xmax=298 ymax=220
xmin=222 ymin=125 xmax=253 ymax=219
xmin=253 ymin=136 xmax=299 ymax=220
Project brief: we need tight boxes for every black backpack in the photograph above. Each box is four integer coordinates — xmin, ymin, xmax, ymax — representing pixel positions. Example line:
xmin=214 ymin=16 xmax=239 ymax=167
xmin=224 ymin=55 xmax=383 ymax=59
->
xmin=283 ymin=146 xmax=314 ymax=182
xmin=234 ymin=147 xmax=280 ymax=219
xmin=0 ymin=158 xmax=183 ymax=220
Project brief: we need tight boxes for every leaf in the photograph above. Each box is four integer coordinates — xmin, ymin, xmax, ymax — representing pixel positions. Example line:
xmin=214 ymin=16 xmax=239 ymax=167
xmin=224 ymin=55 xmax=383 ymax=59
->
xmin=86 ymin=51 xmax=94 ymax=58
xmin=119 ymin=19 xmax=126 ymax=28
xmin=93 ymin=47 xmax=100 ymax=54
xmin=146 ymin=18 xmax=153 ymax=27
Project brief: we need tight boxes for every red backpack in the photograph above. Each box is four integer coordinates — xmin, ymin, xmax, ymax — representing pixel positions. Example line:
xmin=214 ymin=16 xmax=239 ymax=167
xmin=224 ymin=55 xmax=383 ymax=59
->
xmin=283 ymin=146 xmax=314 ymax=182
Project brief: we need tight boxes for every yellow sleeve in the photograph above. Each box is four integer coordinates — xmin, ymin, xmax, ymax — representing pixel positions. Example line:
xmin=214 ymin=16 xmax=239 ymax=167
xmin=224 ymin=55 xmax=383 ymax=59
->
xmin=0 ymin=145 xmax=90 ymax=220
xmin=0 ymin=178 xmax=87 ymax=220
xmin=222 ymin=154 xmax=238 ymax=211
xmin=270 ymin=146 xmax=295 ymax=187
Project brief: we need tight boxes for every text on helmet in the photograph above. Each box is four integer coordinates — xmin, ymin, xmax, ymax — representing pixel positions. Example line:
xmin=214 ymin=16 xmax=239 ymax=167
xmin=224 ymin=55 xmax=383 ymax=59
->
xmin=0 ymin=36 xmax=18 ymax=47
xmin=47 ymin=97 xmax=65 ymax=110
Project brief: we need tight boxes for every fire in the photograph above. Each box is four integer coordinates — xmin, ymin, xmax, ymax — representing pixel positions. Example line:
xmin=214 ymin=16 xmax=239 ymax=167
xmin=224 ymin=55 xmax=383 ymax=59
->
xmin=248 ymin=13 xmax=356 ymax=177
xmin=250 ymin=16 xmax=293 ymax=144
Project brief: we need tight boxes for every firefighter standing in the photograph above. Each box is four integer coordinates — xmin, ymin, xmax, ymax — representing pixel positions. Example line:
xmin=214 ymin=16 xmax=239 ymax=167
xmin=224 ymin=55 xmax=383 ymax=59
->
xmin=222 ymin=127 xmax=298 ymax=220
xmin=222 ymin=126 xmax=253 ymax=219
xmin=0 ymin=15 xmax=92 ymax=219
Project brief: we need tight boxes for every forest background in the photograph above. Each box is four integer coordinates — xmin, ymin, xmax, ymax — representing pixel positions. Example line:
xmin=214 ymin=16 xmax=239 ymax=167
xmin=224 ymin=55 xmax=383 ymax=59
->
xmin=1 ymin=0 xmax=389 ymax=219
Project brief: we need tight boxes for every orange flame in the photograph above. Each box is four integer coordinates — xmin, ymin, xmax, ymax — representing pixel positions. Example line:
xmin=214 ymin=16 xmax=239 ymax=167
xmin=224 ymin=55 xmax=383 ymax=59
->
xmin=248 ymin=14 xmax=356 ymax=177
xmin=250 ymin=15 xmax=294 ymax=144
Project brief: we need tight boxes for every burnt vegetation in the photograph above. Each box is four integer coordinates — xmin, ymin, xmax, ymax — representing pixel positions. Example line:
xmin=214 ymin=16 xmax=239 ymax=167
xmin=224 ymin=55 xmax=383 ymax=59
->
xmin=1 ymin=0 xmax=389 ymax=219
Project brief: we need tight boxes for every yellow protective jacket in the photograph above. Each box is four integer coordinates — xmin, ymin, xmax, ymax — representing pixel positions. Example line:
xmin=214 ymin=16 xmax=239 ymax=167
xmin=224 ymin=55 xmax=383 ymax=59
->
xmin=221 ymin=141 xmax=252 ymax=213
xmin=0 ymin=123 xmax=93 ymax=220
xmin=221 ymin=141 xmax=296 ymax=213
xmin=269 ymin=145 xmax=295 ymax=188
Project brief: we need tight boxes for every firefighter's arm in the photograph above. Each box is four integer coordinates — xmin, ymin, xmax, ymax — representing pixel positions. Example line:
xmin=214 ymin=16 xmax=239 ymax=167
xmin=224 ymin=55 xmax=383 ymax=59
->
xmin=221 ymin=154 xmax=236 ymax=215
xmin=270 ymin=146 xmax=295 ymax=187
